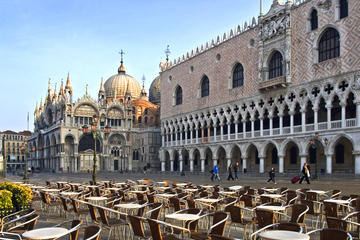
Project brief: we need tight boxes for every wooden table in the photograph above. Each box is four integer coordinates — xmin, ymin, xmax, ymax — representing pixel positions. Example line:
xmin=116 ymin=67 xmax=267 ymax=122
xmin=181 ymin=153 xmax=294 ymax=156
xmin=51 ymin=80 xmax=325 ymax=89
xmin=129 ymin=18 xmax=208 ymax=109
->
xmin=86 ymin=196 xmax=107 ymax=206
xmin=219 ymin=191 xmax=237 ymax=196
xmin=42 ymin=189 xmax=60 ymax=193
xmin=22 ymin=227 xmax=68 ymax=239
xmin=263 ymin=188 xmax=278 ymax=193
xmin=60 ymin=192 xmax=80 ymax=197
xmin=115 ymin=203 xmax=144 ymax=209
xmin=256 ymin=205 xmax=286 ymax=212
xmin=307 ymin=190 xmax=326 ymax=195
xmin=324 ymin=199 xmax=350 ymax=205
xmin=156 ymin=193 xmax=176 ymax=198
xmin=258 ymin=230 xmax=309 ymax=240
xmin=175 ymin=183 xmax=188 ymax=187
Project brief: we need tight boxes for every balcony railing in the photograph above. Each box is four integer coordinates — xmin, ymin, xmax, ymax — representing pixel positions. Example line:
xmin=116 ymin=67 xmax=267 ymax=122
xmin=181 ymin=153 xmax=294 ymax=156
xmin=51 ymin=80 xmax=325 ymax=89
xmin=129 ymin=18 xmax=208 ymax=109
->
xmin=164 ymin=118 xmax=357 ymax=147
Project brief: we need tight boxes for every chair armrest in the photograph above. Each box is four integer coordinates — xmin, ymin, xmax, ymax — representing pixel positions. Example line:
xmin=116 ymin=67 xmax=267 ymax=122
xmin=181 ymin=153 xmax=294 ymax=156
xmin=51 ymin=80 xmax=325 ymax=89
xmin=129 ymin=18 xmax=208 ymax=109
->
xmin=209 ymin=215 xmax=229 ymax=231
xmin=0 ymin=231 xmax=22 ymax=240
xmin=52 ymin=220 xmax=74 ymax=227
xmin=343 ymin=211 xmax=360 ymax=220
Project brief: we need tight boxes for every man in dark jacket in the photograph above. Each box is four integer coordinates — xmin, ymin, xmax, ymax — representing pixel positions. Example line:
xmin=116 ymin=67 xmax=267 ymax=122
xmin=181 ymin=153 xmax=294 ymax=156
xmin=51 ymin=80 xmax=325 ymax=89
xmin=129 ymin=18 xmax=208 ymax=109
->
xmin=267 ymin=167 xmax=276 ymax=183
xmin=299 ymin=162 xmax=311 ymax=184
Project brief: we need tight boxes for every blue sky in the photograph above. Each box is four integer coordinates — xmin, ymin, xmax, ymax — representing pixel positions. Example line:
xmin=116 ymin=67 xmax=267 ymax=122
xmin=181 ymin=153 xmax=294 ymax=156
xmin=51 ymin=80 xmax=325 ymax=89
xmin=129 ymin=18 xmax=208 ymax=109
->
xmin=0 ymin=0 xmax=272 ymax=131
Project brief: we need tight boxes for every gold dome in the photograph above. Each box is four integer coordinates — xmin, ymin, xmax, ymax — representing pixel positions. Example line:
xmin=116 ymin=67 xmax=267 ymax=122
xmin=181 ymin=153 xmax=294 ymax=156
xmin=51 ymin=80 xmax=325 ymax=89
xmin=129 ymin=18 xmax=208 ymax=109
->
xmin=104 ymin=71 xmax=141 ymax=99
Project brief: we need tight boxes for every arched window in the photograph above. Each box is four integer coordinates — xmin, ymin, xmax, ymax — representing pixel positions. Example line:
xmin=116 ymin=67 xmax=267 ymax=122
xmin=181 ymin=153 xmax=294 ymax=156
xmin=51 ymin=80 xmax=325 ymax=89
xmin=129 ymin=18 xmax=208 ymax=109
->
xmin=233 ymin=63 xmax=244 ymax=88
xmin=290 ymin=146 xmax=297 ymax=164
xmin=138 ymin=116 xmax=142 ymax=123
xmin=271 ymin=147 xmax=278 ymax=164
xmin=200 ymin=76 xmax=209 ymax=97
xmin=340 ymin=0 xmax=348 ymax=19
xmin=268 ymin=51 xmax=283 ymax=79
xmin=319 ymin=28 xmax=340 ymax=62
xmin=175 ymin=86 xmax=182 ymax=105
xmin=310 ymin=9 xmax=318 ymax=30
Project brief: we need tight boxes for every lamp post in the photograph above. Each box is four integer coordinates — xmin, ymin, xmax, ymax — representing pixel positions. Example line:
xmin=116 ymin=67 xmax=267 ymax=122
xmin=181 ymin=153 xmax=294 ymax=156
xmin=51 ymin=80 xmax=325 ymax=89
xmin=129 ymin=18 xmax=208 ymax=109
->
xmin=20 ymin=142 xmax=35 ymax=182
xmin=82 ymin=115 xmax=111 ymax=184
xmin=310 ymin=133 xmax=329 ymax=180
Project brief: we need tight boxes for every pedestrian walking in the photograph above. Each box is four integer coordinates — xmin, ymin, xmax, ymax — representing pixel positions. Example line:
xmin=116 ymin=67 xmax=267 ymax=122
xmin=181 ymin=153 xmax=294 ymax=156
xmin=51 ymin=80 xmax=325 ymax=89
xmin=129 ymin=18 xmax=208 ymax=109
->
xmin=299 ymin=162 xmax=311 ymax=184
xmin=210 ymin=168 xmax=215 ymax=181
xmin=267 ymin=167 xmax=276 ymax=183
xmin=234 ymin=161 xmax=239 ymax=180
xmin=227 ymin=163 xmax=235 ymax=181
xmin=213 ymin=164 xmax=220 ymax=181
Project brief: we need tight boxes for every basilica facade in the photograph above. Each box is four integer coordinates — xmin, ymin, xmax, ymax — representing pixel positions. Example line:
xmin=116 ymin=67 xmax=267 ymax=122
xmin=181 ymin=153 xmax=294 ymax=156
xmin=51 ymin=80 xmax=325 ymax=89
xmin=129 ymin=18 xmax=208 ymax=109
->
xmin=159 ymin=0 xmax=360 ymax=175
xmin=28 ymin=59 xmax=161 ymax=173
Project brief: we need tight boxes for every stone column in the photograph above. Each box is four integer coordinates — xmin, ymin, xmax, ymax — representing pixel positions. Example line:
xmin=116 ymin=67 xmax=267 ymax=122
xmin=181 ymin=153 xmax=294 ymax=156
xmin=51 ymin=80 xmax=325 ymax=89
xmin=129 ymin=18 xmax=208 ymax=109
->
xmin=213 ymin=158 xmax=218 ymax=167
xmin=201 ymin=127 xmax=204 ymax=142
xmin=341 ymin=103 xmax=346 ymax=128
xmin=214 ymin=125 xmax=217 ymax=141
xmin=170 ymin=159 xmax=174 ymax=172
xmin=327 ymin=106 xmax=331 ymax=129
xmin=227 ymin=158 xmax=231 ymax=168
xmin=279 ymin=114 xmax=283 ymax=135
xmin=279 ymin=155 xmax=284 ymax=173
xmin=355 ymin=153 xmax=360 ymax=174
xmin=227 ymin=124 xmax=231 ymax=137
xmin=235 ymin=120 xmax=239 ymax=139
xmin=260 ymin=117 xmax=264 ymax=136
xmin=179 ymin=154 xmax=183 ymax=172
xmin=300 ymin=155 xmax=307 ymax=171
xmin=175 ymin=130 xmax=178 ymax=146
xmin=259 ymin=157 xmax=264 ymax=173
xmin=161 ymin=161 xmax=165 ymax=172
xmin=269 ymin=116 xmax=273 ymax=136
xmin=162 ymin=134 xmax=165 ymax=147
xmin=179 ymin=129 xmax=183 ymax=145
xmin=314 ymin=108 xmax=319 ymax=131
xmin=190 ymin=127 xmax=193 ymax=143
xmin=195 ymin=127 xmax=199 ymax=144
xmin=326 ymin=154 xmax=332 ymax=174
xmin=201 ymin=159 xmax=205 ymax=172
xmin=190 ymin=158 xmax=194 ymax=172
xmin=242 ymin=158 xmax=247 ymax=172
xmin=301 ymin=110 xmax=306 ymax=132
xmin=290 ymin=111 xmax=294 ymax=134
xmin=356 ymin=103 xmax=360 ymax=127
xmin=184 ymin=127 xmax=188 ymax=145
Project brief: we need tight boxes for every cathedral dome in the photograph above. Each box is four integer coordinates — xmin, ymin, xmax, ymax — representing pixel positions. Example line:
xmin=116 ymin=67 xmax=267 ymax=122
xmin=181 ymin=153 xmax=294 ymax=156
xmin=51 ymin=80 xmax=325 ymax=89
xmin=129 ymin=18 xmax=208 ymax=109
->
xmin=104 ymin=68 xmax=141 ymax=99
xmin=149 ymin=76 xmax=160 ymax=105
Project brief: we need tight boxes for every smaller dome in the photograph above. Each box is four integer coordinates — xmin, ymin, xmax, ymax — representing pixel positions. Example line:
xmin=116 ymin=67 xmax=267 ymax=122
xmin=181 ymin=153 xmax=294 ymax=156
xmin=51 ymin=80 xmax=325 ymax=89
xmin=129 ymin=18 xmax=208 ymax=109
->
xmin=149 ymin=76 xmax=160 ymax=105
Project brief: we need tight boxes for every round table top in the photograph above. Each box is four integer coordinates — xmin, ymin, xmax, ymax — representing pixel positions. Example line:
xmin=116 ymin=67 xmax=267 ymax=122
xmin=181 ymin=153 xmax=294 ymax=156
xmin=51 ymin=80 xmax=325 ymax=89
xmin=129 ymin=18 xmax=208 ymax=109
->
xmin=31 ymin=186 xmax=45 ymax=189
xmin=130 ymin=190 xmax=147 ymax=193
xmin=21 ymin=183 xmax=33 ymax=186
xmin=175 ymin=183 xmax=188 ymax=187
xmin=107 ymin=187 xmax=121 ymax=191
xmin=86 ymin=196 xmax=107 ymax=201
xmin=69 ymin=183 xmax=82 ymax=186
xmin=261 ymin=194 xmax=283 ymax=199
xmin=324 ymin=199 xmax=350 ymax=204
xmin=195 ymin=198 xmax=220 ymax=203
xmin=307 ymin=190 xmax=326 ymax=194
xmin=259 ymin=230 xmax=309 ymax=240
xmin=156 ymin=187 xmax=171 ymax=191
xmin=22 ymin=227 xmax=68 ymax=239
xmin=86 ymin=185 xmax=99 ymax=188
xmin=256 ymin=205 xmax=286 ymax=211
xmin=263 ymin=188 xmax=278 ymax=192
xmin=165 ymin=213 xmax=201 ymax=221
xmin=229 ymin=185 xmax=242 ymax=191
xmin=201 ymin=185 xmax=214 ymax=189
xmin=60 ymin=192 xmax=80 ymax=196
xmin=156 ymin=193 xmax=176 ymax=198
xmin=115 ymin=203 xmax=143 ymax=209
xmin=13 ymin=182 xmax=23 ymax=184
xmin=219 ymin=191 xmax=237 ymax=195
xmin=184 ymin=188 xmax=198 ymax=192
xmin=115 ymin=182 xmax=127 ymax=186
xmin=42 ymin=189 xmax=60 ymax=192
xmin=57 ymin=181 xmax=68 ymax=184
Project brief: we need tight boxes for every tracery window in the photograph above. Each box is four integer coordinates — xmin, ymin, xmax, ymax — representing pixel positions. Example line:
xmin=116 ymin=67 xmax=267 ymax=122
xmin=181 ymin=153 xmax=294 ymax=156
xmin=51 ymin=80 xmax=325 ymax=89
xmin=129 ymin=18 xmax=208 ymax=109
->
xmin=318 ymin=28 xmax=340 ymax=62
xmin=175 ymin=86 xmax=182 ymax=105
xmin=232 ymin=63 xmax=244 ymax=88
xmin=310 ymin=9 xmax=318 ymax=30
xmin=340 ymin=0 xmax=348 ymax=19
xmin=201 ymin=76 xmax=209 ymax=97
xmin=268 ymin=51 xmax=283 ymax=79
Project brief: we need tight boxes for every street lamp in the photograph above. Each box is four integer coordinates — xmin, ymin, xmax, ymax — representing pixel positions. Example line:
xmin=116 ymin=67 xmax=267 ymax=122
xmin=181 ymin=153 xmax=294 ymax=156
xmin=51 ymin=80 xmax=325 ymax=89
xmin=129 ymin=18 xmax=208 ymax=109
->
xmin=82 ymin=114 xmax=111 ymax=184
xmin=310 ymin=133 xmax=329 ymax=180
xmin=20 ymin=142 xmax=36 ymax=182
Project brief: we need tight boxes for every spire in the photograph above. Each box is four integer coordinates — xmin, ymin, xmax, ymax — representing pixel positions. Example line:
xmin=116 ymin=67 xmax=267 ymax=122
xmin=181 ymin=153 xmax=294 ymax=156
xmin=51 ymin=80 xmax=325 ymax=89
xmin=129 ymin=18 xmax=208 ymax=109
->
xmin=86 ymin=84 xmax=88 ymax=95
xmin=140 ymin=75 xmax=147 ymax=97
xmin=34 ymin=102 xmax=39 ymax=116
xmin=165 ymin=45 xmax=170 ymax=62
xmin=99 ymin=77 xmax=105 ymax=93
xmin=65 ymin=72 xmax=72 ymax=94
xmin=59 ymin=80 xmax=65 ymax=97
xmin=53 ymin=83 xmax=57 ymax=101
xmin=40 ymin=98 xmax=44 ymax=112
xmin=118 ymin=49 xmax=126 ymax=73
